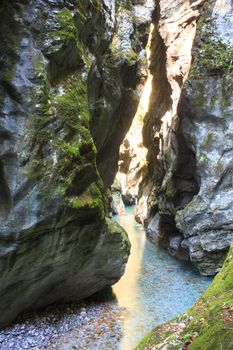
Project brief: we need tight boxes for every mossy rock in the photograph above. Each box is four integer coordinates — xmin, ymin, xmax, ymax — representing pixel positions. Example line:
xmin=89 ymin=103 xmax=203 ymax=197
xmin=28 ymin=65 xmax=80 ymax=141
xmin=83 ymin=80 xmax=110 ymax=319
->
xmin=190 ymin=6 xmax=233 ymax=78
xmin=136 ymin=244 xmax=233 ymax=350
xmin=28 ymin=56 xmax=102 ymax=210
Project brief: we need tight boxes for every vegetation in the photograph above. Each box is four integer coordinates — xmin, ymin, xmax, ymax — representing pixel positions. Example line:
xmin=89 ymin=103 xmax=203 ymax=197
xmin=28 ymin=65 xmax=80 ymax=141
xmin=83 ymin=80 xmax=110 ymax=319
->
xmin=28 ymin=64 xmax=102 ymax=201
xmin=69 ymin=182 xmax=104 ymax=215
xmin=115 ymin=0 xmax=133 ymax=13
xmin=136 ymin=244 xmax=233 ymax=350
xmin=27 ymin=3 xmax=105 ymax=211
xmin=198 ymin=40 xmax=233 ymax=73
xmin=56 ymin=8 xmax=91 ymax=68
xmin=191 ymin=12 xmax=233 ymax=77
xmin=197 ymin=151 xmax=209 ymax=165
xmin=110 ymin=41 xmax=138 ymax=66
xmin=52 ymin=9 xmax=77 ymax=43
xmin=200 ymin=132 xmax=214 ymax=149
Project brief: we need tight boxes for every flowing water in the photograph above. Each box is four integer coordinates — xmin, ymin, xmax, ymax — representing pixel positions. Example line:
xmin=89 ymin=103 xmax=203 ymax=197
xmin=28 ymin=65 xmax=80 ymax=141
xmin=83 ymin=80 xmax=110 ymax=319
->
xmin=1 ymin=207 xmax=213 ymax=350
xmin=112 ymin=207 xmax=212 ymax=350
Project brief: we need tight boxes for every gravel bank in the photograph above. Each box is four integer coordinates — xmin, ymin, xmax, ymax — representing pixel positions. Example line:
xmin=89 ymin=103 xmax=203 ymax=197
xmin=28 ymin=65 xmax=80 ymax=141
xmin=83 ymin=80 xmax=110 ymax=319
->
xmin=0 ymin=292 xmax=125 ymax=350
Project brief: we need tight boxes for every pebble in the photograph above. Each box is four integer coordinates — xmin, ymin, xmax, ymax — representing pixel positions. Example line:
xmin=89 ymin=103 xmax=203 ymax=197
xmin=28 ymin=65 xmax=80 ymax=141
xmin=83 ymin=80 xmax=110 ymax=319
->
xmin=0 ymin=299 xmax=124 ymax=350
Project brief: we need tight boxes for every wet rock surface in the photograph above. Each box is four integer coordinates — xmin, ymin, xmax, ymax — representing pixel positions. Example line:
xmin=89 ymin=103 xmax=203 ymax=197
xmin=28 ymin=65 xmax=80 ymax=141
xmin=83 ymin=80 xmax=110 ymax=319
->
xmin=0 ymin=208 xmax=212 ymax=350
xmin=175 ymin=0 xmax=233 ymax=275
xmin=111 ymin=179 xmax=125 ymax=215
xmin=0 ymin=0 xmax=154 ymax=327
xmin=138 ymin=0 xmax=233 ymax=275
xmin=90 ymin=0 xmax=154 ymax=187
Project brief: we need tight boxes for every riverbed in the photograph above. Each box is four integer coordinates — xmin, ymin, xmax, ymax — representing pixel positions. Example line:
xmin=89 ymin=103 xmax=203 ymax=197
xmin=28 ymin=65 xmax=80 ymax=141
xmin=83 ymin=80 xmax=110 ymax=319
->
xmin=0 ymin=207 xmax=212 ymax=350
xmin=112 ymin=207 xmax=212 ymax=349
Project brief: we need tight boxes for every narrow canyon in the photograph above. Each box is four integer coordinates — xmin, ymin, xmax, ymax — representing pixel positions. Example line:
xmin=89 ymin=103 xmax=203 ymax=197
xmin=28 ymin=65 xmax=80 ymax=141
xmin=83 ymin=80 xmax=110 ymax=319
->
xmin=0 ymin=0 xmax=232 ymax=349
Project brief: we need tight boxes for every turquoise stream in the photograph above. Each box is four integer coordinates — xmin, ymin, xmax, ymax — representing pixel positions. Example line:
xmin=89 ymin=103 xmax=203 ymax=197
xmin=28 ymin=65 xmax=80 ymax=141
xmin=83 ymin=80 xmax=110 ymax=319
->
xmin=112 ymin=207 xmax=212 ymax=350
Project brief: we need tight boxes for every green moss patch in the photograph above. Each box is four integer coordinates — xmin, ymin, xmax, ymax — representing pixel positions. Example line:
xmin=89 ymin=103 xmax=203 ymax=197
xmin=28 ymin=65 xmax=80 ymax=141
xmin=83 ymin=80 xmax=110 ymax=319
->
xmin=115 ymin=0 xmax=133 ymax=13
xmin=69 ymin=181 xmax=105 ymax=220
xmin=110 ymin=42 xmax=138 ymax=66
xmin=136 ymin=244 xmax=233 ymax=350
xmin=28 ymin=60 xmax=103 ymax=208
xmin=191 ymin=9 xmax=233 ymax=77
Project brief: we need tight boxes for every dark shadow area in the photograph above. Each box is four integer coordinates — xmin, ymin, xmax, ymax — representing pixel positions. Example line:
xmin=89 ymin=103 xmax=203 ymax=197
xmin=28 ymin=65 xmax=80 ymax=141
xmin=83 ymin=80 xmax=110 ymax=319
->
xmin=0 ymin=161 xmax=12 ymax=220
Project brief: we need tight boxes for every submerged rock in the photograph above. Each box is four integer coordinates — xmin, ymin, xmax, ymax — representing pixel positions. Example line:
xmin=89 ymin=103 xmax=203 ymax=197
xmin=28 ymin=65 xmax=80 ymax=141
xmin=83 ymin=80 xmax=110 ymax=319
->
xmin=122 ymin=191 xmax=136 ymax=206
xmin=168 ymin=235 xmax=190 ymax=262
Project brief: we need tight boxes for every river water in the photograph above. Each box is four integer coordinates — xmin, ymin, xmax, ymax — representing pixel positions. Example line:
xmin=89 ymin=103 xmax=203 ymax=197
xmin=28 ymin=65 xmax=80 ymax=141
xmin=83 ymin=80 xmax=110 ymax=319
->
xmin=112 ymin=207 xmax=212 ymax=350
xmin=0 ymin=207 xmax=213 ymax=350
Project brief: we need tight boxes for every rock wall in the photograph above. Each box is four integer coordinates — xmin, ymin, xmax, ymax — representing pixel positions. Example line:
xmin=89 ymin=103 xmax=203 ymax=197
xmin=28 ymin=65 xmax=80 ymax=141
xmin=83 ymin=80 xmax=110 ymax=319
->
xmin=138 ymin=0 xmax=233 ymax=275
xmin=0 ymin=0 xmax=153 ymax=327
xmin=115 ymin=23 xmax=153 ymax=208
xmin=90 ymin=0 xmax=154 ymax=187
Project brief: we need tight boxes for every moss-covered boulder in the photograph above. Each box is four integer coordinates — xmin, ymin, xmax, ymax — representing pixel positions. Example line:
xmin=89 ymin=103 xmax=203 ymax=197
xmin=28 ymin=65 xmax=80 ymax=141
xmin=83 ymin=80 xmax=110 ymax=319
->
xmin=136 ymin=243 xmax=233 ymax=350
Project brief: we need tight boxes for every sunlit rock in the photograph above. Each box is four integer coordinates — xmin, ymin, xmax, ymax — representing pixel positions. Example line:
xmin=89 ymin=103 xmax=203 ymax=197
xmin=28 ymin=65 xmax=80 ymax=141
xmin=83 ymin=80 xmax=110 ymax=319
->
xmin=137 ymin=0 xmax=233 ymax=275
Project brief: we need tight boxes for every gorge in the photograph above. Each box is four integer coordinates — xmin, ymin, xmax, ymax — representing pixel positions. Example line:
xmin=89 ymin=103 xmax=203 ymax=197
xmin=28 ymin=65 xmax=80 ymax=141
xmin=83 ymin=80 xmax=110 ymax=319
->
xmin=0 ymin=0 xmax=233 ymax=349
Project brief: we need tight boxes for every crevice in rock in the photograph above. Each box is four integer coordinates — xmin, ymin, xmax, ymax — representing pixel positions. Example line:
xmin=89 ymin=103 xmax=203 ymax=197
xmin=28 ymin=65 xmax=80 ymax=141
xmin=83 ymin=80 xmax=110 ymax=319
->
xmin=174 ymin=96 xmax=201 ymax=211
xmin=0 ymin=80 xmax=22 ymax=104
xmin=157 ymin=99 xmax=201 ymax=259
xmin=47 ymin=42 xmax=85 ymax=85
xmin=0 ymin=160 xmax=13 ymax=221
xmin=112 ymin=17 xmax=155 ymax=213
xmin=134 ymin=0 xmax=207 ymax=264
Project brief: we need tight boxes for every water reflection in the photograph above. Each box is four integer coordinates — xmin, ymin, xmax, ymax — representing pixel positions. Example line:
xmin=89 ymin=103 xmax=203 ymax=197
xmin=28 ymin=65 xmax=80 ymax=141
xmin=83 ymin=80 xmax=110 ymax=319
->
xmin=112 ymin=207 xmax=212 ymax=350
xmin=113 ymin=216 xmax=146 ymax=310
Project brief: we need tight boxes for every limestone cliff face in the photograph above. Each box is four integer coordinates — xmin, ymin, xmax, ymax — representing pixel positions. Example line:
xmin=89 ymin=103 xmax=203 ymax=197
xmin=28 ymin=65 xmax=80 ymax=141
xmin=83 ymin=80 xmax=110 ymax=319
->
xmin=0 ymin=0 xmax=152 ymax=327
xmin=176 ymin=0 xmax=233 ymax=275
xmin=89 ymin=0 xmax=154 ymax=187
xmin=139 ymin=0 xmax=233 ymax=275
